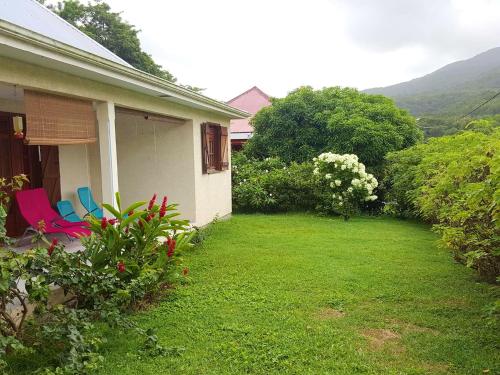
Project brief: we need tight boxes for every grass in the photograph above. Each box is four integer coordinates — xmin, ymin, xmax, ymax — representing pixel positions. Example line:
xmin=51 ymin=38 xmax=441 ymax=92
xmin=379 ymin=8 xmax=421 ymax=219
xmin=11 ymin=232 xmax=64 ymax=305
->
xmin=8 ymin=214 xmax=500 ymax=374
xmin=95 ymin=214 xmax=499 ymax=374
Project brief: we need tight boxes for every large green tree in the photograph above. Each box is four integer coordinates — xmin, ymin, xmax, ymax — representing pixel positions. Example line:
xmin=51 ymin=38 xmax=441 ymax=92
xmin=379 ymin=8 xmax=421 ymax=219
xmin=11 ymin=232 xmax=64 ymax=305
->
xmin=49 ymin=0 xmax=176 ymax=81
xmin=40 ymin=0 xmax=185 ymax=84
xmin=244 ymin=86 xmax=422 ymax=169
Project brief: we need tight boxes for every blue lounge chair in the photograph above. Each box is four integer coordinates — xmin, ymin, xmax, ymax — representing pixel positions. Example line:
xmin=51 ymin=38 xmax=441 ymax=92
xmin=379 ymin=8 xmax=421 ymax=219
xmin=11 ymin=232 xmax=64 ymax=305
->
xmin=56 ymin=200 xmax=83 ymax=223
xmin=77 ymin=187 xmax=103 ymax=219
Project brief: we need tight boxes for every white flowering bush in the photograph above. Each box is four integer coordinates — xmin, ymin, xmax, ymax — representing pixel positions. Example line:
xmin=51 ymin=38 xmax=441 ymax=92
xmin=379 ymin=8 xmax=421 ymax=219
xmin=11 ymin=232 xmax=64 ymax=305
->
xmin=313 ymin=153 xmax=378 ymax=220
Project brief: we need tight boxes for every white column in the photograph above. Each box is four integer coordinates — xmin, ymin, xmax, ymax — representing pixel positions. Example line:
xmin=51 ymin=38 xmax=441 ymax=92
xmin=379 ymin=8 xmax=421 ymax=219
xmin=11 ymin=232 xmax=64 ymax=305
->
xmin=96 ymin=101 xmax=119 ymax=209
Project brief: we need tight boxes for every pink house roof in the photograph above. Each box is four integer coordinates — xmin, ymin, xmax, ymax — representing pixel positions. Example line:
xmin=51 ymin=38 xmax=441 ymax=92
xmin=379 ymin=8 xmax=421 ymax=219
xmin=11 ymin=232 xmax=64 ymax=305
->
xmin=227 ymin=86 xmax=271 ymax=133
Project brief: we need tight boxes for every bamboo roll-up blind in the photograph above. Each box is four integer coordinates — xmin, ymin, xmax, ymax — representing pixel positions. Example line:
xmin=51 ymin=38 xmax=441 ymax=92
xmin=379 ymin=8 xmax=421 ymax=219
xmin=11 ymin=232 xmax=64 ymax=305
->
xmin=24 ymin=90 xmax=97 ymax=145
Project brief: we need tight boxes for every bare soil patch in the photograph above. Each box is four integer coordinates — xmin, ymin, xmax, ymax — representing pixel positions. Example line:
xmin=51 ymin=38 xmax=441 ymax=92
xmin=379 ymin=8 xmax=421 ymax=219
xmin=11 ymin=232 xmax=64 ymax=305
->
xmin=419 ymin=362 xmax=450 ymax=373
xmin=361 ymin=329 xmax=401 ymax=351
xmin=387 ymin=318 xmax=440 ymax=336
xmin=315 ymin=307 xmax=345 ymax=319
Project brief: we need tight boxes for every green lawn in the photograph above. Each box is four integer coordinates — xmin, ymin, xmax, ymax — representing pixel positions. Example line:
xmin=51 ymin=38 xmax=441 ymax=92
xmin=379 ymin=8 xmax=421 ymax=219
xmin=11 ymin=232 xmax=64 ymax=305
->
xmin=92 ymin=214 xmax=499 ymax=374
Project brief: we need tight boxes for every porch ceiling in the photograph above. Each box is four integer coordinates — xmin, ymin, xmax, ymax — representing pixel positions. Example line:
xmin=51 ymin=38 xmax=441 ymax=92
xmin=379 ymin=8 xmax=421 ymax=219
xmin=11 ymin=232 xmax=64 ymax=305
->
xmin=115 ymin=106 xmax=187 ymax=125
xmin=0 ymin=82 xmax=22 ymax=101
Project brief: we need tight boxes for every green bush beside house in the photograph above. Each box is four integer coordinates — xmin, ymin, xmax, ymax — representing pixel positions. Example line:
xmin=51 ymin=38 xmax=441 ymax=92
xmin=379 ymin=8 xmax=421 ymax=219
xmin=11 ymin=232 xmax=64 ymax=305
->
xmin=1 ymin=192 xmax=195 ymax=373
xmin=231 ymin=153 xmax=320 ymax=213
xmin=384 ymin=128 xmax=500 ymax=281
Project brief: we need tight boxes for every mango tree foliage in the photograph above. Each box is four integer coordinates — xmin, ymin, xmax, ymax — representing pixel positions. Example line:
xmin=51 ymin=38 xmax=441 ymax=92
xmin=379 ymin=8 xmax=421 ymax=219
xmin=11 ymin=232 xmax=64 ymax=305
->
xmin=48 ymin=0 xmax=176 ymax=81
xmin=244 ymin=86 xmax=422 ymax=172
xmin=44 ymin=0 xmax=205 ymax=91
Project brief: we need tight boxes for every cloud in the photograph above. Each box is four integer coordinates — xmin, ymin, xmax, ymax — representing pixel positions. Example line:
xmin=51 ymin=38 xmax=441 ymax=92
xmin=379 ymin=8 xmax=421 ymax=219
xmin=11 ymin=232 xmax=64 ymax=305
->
xmin=47 ymin=0 xmax=500 ymax=99
xmin=334 ymin=0 xmax=500 ymax=55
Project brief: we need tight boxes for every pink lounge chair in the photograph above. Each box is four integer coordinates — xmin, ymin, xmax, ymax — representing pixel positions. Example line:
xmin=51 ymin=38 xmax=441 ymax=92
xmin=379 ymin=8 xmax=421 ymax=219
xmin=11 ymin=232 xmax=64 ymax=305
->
xmin=16 ymin=188 xmax=91 ymax=240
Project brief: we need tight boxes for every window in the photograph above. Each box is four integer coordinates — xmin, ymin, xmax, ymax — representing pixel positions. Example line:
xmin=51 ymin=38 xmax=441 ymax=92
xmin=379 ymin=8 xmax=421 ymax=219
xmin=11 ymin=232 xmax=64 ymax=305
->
xmin=201 ymin=123 xmax=228 ymax=174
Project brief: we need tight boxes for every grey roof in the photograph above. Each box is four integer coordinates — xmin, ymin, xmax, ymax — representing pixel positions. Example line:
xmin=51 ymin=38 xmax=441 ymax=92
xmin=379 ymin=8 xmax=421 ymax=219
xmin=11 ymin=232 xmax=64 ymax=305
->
xmin=0 ymin=0 xmax=131 ymax=66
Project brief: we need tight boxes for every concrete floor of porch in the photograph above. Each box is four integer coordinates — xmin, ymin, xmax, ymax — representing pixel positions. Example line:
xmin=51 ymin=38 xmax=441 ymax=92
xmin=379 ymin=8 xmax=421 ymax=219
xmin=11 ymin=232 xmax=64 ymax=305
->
xmin=10 ymin=232 xmax=85 ymax=253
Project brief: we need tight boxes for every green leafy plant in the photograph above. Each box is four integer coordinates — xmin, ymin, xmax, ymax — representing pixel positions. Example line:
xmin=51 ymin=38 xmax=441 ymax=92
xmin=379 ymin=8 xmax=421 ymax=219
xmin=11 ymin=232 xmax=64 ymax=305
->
xmin=232 ymin=153 xmax=321 ymax=212
xmin=0 ymin=248 xmax=49 ymax=337
xmin=0 ymin=245 xmax=50 ymax=371
xmin=1 ymin=192 xmax=195 ymax=373
xmin=27 ymin=193 xmax=194 ymax=313
xmin=32 ymin=305 xmax=105 ymax=374
xmin=384 ymin=129 xmax=500 ymax=281
xmin=0 ymin=175 xmax=29 ymax=245
xmin=244 ymin=86 xmax=422 ymax=171
xmin=83 ymin=192 xmax=194 ymax=304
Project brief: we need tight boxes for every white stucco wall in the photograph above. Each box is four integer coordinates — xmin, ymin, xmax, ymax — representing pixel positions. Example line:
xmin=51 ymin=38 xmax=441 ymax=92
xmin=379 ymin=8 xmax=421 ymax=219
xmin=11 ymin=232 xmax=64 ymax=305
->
xmin=115 ymin=113 xmax=197 ymax=221
xmin=192 ymin=116 xmax=232 ymax=225
xmin=58 ymin=144 xmax=91 ymax=218
xmin=114 ymin=112 xmax=231 ymax=224
xmin=0 ymin=56 xmax=232 ymax=226
xmin=57 ymin=143 xmax=101 ymax=219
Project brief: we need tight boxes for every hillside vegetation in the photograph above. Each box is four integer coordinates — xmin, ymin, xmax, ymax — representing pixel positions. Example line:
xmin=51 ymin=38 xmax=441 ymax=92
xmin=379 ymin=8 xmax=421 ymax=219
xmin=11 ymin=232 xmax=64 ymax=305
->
xmin=366 ymin=47 xmax=500 ymax=137
xmin=365 ymin=47 xmax=500 ymax=117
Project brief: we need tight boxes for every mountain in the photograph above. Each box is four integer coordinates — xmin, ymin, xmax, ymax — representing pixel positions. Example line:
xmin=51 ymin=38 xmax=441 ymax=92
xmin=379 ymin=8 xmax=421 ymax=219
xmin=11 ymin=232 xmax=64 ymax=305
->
xmin=365 ymin=47 xmax=500 ymax=117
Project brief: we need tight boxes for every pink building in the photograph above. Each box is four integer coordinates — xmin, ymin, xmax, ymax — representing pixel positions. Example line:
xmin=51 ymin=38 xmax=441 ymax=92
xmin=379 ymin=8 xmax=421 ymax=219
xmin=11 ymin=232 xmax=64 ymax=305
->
xmin=227 ymin=86 xmax=271 ymax=151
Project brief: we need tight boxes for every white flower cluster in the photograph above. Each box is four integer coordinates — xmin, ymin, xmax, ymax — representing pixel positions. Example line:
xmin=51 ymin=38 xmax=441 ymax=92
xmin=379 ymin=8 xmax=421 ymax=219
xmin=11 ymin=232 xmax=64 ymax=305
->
xmin=313 ymin=152 xmax=378 ymax=202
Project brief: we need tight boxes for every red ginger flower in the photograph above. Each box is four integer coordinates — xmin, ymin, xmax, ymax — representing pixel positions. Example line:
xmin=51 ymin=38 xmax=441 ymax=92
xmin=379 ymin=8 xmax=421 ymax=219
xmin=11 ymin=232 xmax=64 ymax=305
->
xmin=166 ymin=236 xmax=176 ymax=257
xmin=145 ymin=213 xmax=154 ymax=222
xmin=108 ymin=218 xmax=118 ymax=225
xmin=159 ymin=196 xmax=168 ymax=218
xmin=101 ymin=217 xmax=108 ymax=229
xmin=128 ymin=210 xmax=134 ymax=217
xmin=117 ymin=261 xmax=126 ymax=273
xmin=48 ymin=238 xmax=58 ymax=256
xmin=148 ymin=193 xmax=157 ymax=211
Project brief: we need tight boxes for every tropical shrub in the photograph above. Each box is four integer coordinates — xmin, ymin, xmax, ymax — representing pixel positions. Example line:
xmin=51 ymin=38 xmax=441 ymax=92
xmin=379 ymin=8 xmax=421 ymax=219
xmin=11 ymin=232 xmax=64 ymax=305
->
xmin=1 ymin=192 xmax=194 ymax=373
xmin=231 ymin=152 xmax=379 ymax=218
xmin=464 ymin=115 xmax=500 ymax=135
xmin=82 ymin=193 xmax=194 ymax=306
xmin=0 ymin=242 xmax=49 ymax=354
xmin=244 ymin=86 xmax=422 ymax=172
xmin=384 ymin=129 xmax=500 ymax=281
xmin=2 ymin=242 xmax=141 ymax=374
xmin=313 ymin=153 xmax=378 ymax=220
xmin=232 ymin=153 xmax=321 ymax=212
xmin=0 ymin=175 xmax=28 ymax=245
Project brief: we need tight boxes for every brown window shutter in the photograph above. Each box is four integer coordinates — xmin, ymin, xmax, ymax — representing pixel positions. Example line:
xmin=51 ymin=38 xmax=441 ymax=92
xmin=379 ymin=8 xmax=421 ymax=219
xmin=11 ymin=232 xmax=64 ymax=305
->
xmin=201 ymin=123 xmax=208 ymax=174
xmin=219 ymin=126 xmax=229 ymax=170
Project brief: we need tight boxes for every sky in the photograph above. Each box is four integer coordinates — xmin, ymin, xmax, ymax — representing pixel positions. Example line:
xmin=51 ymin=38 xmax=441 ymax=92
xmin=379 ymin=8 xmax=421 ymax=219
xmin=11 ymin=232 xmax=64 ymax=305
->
xmin=91 ymin=0 xmax=500 ymax=101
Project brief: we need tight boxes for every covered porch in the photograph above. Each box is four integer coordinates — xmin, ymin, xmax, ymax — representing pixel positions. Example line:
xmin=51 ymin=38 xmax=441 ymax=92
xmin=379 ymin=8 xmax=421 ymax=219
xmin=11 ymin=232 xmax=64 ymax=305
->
xmin=0 ymin=18 xmax=247 ymax=237
xmin=0 ymin=82 xmax=199 ymax=239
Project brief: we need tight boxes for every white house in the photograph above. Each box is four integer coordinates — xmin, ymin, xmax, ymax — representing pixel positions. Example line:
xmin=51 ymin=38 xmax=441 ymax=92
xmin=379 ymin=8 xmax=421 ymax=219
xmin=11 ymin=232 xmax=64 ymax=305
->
xmin=0 ymin=0 xmax=248 ymax=236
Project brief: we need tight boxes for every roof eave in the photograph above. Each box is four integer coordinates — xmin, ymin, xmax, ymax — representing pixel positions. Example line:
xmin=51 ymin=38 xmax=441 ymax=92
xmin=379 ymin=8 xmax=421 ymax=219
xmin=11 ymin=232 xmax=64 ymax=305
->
xmin=0 ymin=20 xmax=250 ymax=119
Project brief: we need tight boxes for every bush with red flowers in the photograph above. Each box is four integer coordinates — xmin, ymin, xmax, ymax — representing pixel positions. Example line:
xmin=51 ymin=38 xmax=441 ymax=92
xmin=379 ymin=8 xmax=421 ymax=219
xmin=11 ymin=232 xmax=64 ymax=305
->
xmin=82 ymin=192 xmax=194 ymax=299
xmin=0 ymin=191 xmax=195 ymax=373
